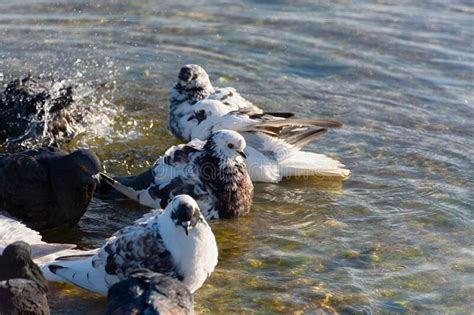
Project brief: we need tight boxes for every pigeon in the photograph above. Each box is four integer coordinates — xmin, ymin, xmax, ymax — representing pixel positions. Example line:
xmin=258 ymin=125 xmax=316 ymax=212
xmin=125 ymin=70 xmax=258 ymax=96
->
xmin=0 ymin=241 xmax=50 ymax=315
xmin=99 ymin=129 xmax=254 ymax=220
xmin=168 ymin=64 xmax=263 ymax=140
xmin=45 ymin=195 xmax=218 ymax=295
xmin=105 ymin=269 xmax=194 ymax=315
xmin=167 ymin=64 xmax=350 ymax=182
xmin=0 ymin=146 xmax=101 ymax=230
xmin=0 ymin=75 xmax=104 ymax=151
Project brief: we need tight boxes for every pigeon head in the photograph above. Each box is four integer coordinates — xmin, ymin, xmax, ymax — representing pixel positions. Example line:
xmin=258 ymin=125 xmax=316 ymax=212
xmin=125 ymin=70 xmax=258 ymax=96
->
xmin=0 ymin=241 xmax=47 ymax=286
xmin=49 ymin=149 xmax=102 ymax=226
xmin=175 ymin=64 xmax=215 ymax=96
xmin=168 ymin=195 xmax=203 ymax=236
xmin=207 ymin=129 xmax=247 ymax=160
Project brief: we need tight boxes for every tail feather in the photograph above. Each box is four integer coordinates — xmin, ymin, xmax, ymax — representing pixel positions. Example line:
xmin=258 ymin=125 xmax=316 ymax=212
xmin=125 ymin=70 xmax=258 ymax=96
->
xmin=243 ymin=118 xmax=342 ymax=147
xmin=280 ymin=127 xmax=327 ymax=149
xmin=248 ymin=111 xmax=295 ymax=119
xmin=256 ymin=118 xmax=343 ymax=129
xmin=45 ymin=258 xmax=114 ymax=295
xmin=95 ymin=168 xmax=154 ymax=200
xmin=279 ymin=151 xmax=351 ymax=179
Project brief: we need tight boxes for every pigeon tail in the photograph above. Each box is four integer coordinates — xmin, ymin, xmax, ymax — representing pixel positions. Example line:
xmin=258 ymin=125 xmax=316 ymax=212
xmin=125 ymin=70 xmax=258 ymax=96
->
xmin=46 ymin=257 xmax=113 ymax=294
xmin=279 ymin=151 xmax=351 ymax=179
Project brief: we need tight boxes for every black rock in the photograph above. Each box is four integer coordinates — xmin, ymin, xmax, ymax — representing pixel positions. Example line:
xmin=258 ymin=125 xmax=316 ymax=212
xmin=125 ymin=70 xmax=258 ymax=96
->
xmin=0 ymin=241 xmax=49 ymax=315
xmin=105 ymin=269 xmax=194 ymax=315
xmin=0 ymin=146 xmax=101 ymax=230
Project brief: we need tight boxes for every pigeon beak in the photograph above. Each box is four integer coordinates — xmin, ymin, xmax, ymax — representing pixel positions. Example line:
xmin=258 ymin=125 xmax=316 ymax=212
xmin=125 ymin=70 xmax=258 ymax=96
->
xmin=238 ymin=150 xmax=247 ymax=159
xmin=182 ymin=221 xmax=191 ymax=236
xmin=91 ymin=173 xmax=101 ymax=184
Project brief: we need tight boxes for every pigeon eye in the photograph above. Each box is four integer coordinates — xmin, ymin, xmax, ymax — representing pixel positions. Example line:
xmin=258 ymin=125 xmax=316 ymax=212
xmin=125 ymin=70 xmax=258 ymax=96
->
xmin=227 ymin=143 xmax=234 ymax=149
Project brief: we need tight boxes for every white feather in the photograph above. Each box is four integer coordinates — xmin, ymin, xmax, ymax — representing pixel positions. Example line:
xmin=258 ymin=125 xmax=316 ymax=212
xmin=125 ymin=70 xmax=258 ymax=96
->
xmin=279 ymin=151 xmax=351 ymax=179
xmin=185 ymin=102 xmax=350 ymax=182
xmin=0 ymin=214 xmax=43 ymax=247
xmin=159 ymin=201 xmax=218 ymax=292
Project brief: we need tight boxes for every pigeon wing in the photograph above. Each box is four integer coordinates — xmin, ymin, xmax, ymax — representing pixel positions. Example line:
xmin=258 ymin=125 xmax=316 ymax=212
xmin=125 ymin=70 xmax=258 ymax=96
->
xmin=97 ymin=219 xmax=179 ymax=281
xmin=48 ymin=214 xmax=178 ymax=295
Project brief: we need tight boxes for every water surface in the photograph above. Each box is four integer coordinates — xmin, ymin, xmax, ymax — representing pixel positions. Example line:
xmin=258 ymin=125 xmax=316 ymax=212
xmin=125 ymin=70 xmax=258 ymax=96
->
xmin=1 ymin=0 xmax=473 ymax=313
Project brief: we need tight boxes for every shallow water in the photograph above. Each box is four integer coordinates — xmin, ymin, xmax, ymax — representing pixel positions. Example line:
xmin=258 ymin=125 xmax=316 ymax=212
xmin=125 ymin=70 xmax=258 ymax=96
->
xmin=1 ymin=0 xmax=473 ymax=313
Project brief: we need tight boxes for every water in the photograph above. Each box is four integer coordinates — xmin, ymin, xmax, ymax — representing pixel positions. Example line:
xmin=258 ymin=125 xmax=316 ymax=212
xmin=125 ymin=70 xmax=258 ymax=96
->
xmin=1 ymin=0 xmax=473 ymax=313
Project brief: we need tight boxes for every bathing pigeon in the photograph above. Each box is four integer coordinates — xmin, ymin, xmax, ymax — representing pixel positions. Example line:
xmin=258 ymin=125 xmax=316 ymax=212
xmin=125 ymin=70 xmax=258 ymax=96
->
xmin=105 ymin=269 xmax=194 ymax=315
xmin=46 ymin=195 xmax=218 ymax=295
xmin=167 ymin=65 xmax=350 ymax=182
xmin=0 ymin=146 xmax=101 ymax=230
xmin=169 ymin=64 xmax=262 ymax=140
xmin=99 ymin=129 xmax=254 ymax=220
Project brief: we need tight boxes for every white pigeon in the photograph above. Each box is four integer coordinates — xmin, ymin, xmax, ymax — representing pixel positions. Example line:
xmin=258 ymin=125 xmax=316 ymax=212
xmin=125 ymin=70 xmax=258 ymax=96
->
xmin=168 ymin=64 xmax=350 ymax=182
xmin=167 ymin=64 xmax=350 ymax=183
xmin=101 ymin=129 xmax=254 ymax=220
xmin=168 ymin=64 xmax=266 ymax=140
xmin=44 ymin=195 xmax=218 ymax=295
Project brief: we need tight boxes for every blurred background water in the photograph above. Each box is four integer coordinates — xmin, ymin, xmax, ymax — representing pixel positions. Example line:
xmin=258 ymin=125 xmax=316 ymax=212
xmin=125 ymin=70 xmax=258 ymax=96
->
xmin=1 ymin=0 xmax=473 ymax=313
